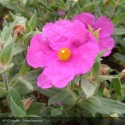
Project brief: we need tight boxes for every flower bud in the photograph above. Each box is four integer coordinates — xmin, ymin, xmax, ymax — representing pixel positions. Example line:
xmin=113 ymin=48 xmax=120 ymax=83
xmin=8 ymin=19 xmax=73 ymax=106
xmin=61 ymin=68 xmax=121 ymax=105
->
xmin=13 ymin=25 xmax=25 ymax=37
xmin=100 ymin=64 xmax=110 ymax=75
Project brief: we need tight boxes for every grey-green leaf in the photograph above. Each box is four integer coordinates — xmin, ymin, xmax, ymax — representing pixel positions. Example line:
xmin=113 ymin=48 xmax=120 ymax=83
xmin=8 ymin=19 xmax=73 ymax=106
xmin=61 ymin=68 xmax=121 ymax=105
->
xmin=111 ymin=77 xmax=122 ymax=97
xmin=27 ymin=102 xmax=45 ymax=115
xmin=81 ymin=79 xmax=97 ymax=98
xmin=8 ymin=88 xmax=25 ymax=111
xmin=51 ymin=108 xmax=62 ymax=116
xmin=114 ymin=28 xmax=125 ymax=35
xmin=9 ymin=97 xmax=26 ymax=117
xmin=79 ymin=96 xmax=125 ymax=115
xmin=48 ymin=90 xmax=69 ymax=105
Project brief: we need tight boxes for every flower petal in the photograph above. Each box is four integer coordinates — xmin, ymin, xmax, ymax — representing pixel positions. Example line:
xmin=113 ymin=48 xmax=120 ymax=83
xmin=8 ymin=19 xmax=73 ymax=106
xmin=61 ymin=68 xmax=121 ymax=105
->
xmin=43 ymin=20 xmax=89 ymax=51
xmin=69 ymin=20 xmax=89 ymax=46
xmin=37 ymin=62 xmax=74 ymax=88
xmin=72 ymin=12 xmax=95 ymax=28
xmin=27 ymin=34 xmax=56 ymax=68
xmin=98 ymin=37 xmax=115 ymax=57
xmin=94 ymin=17 xmax=114 ymax=38
xmin=70 ymin=35 xmax=98 ymax=75
xmin=42 ymin=20 xmax=72 ymax=50
xmin=37 ymin=74 xmax=53 ymax=89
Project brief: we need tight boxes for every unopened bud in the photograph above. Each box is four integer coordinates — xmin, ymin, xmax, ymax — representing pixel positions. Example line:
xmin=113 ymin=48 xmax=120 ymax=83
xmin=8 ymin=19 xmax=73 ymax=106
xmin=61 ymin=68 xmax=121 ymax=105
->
xmin=13 ymin=25 xmax=25 ymax=37
xmin=119 ymin=69 xmax=125 ymax=78
xmin=100 ymin=64 xmax=110 ymax=75
xmin=23 ymin=97 xmax=34 ymax=111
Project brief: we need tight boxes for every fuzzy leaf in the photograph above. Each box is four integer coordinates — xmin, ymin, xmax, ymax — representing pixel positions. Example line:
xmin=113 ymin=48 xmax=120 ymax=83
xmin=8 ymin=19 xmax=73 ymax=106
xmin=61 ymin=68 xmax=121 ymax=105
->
xmin=27 ymin=102 xmax=45 ymax=115
xmin=0 ymin=84 xmax=7 ymax=97
xmin=8 ymin=88 xmax=26 ymax=117
xmin=79 ymin=96 xmax=125 ymax=115
xmin=19 ymin=60 xmax=30 ymax=76
xmin=29 ymin=10 xmax=37 ymax=30
xmin=10 ymin=77 xmax=33 ymax=95
xmin=81 ymin=79 xmax=97 ymax=98
xmin=113 ymin=53 xmax=125 ymax=63
xmin=51 ymin=108 xmax=62 ymax=116
xmin=114 ymin=28 xmax=125 ymax=35
xmin=0 ymin=43 xmax=13 ymax=64
xmin=92 ymin=60 xmax=100 ymax=77
xmin=111 ymin=77 xmax=122 ymax=97
xmin=48 ymin=90 xmax=69 ymax=105
xmin=9 ymin=97 xmax=26 ymax=117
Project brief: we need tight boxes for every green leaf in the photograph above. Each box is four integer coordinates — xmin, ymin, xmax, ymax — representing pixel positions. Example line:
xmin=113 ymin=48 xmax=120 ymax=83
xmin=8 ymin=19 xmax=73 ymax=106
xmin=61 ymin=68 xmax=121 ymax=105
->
xmin=63 ymin=95 xmax=76 ymax=106
xmin=23 ymin=69 xmax=42 ymax=86
xmin=8 ymin=88 xmax=25 ymax=111
xmin=10 ymin=77 xmax=33 ymax=95
xmin=79 ymin=96 xmax=125 ymax=115
xmin=113 ymin=28 xmax=125 ymax=35
xmin=83 ymin=1 xmax=98 ymax=12
xmin=9 ymin=97 xmax=26 ymax=117
xmin=14 ymin=15 xmax=26 ymax=26
xmin=22 ymin=31 xmax=40 ymax=44
xmin=12 ymin=43 xmax=24 ymax=56
xmin=8 ymin=88 xmax=26 ymax=117
xmin=48 ymin=90 xmax=69 ymax=105
xmin=97 ymin=49 xmax=109 ymax=58
xmin=0 ymin=84 xmax=7 ymax=98
xmin=0 ymin=0 xmax=21 ymax=11
xmin=92 ymin=60 xmax=100 ymax=77
xmin=97 ymin=75 xmax=115 ymax=83
xmin=113 ymin=53 xmax=125 ymax=63
xmin=81 ymin=79 xmax=97 ymax=98
xmin=0 ymin=43 xmax=13 ymax=64
xmin=29 ymin=10 xmax=37 ymax=30
xmin=27 ymin=102 xmax=45 ymax=115
xmin=111 ymin=77 xmax=122 ymax=97
xmin=0 ymin=0 xmax=29 ymax=17
xmin=0 ymin=25 xmax=13 ymax=41
xmin=51 ymin=108 xmax=62 ymax=116
xmin=0 ymin=63 xmax=14 ymax=74
xmin=37 ymin=87 xmax=63 ymax=97
xmin=40 ymin=106 xmax=52 ymax=117
xmin=19 ymin=60 xmax=30 ymax=76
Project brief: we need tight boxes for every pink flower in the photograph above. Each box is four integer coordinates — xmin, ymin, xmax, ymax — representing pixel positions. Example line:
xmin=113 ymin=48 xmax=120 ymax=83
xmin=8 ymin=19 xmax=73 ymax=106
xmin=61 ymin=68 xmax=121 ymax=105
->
xmin=72 ymin=12 xmax=115 ymax=56
xmin=57 ymin=102 xmax=62 ymax=106
xmin=27 ymin=20 xmax=98 ymax=89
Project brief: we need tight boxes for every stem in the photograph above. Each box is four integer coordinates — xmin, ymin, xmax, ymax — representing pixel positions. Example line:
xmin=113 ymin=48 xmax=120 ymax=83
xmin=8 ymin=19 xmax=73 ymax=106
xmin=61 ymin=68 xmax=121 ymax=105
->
xmin=2 ymin=73 xmax=9 ymax=91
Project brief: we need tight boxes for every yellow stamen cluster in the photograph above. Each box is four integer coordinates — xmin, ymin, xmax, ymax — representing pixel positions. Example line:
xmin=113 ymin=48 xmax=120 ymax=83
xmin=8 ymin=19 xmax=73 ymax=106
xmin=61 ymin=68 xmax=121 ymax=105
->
xmin=58 ymin=48 xmax=71 ymax=61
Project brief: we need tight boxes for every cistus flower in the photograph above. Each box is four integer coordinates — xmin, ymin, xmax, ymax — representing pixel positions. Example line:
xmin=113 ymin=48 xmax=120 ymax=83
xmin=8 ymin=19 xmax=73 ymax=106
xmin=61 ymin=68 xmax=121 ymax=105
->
xmin=72 ymin=12 xmax=115 ymax=56
xmin=27 ymin=20 xmax=98 ymax=89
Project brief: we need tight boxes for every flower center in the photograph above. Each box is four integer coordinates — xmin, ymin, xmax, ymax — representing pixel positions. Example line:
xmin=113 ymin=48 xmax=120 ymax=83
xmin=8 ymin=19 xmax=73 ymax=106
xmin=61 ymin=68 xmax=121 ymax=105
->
xmin=58 ymin=48 xmax=71 ymax=61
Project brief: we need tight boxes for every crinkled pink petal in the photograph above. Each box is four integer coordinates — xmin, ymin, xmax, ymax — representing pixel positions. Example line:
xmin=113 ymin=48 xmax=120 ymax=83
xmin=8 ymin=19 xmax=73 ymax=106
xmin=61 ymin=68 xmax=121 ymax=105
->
xmin=70 ymin=36 xmax=98 ymax=75
xmin=98 ymin=37 xmax=115 ymax=57
xmin=72 ymin=12 xmax=95 ymax=28
xmin=37 ymin=62 xmax=74 ymax=88
xmin=42 ymin=20 xmax=90 ymax=51
xmin=27 ymin=34 xmax=57 ymax=68
xmin=69 ymin=20 xmax=89 ymax=46
xmin=37 ymin=74 xmax=53 ymax=89
xmin=94 ymin=17 xmax=114 ymax=38
xmin=42 ymin=20 xmax=72 ymax=50
xmin=42 ymin=20 xmax=71 ymax=40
